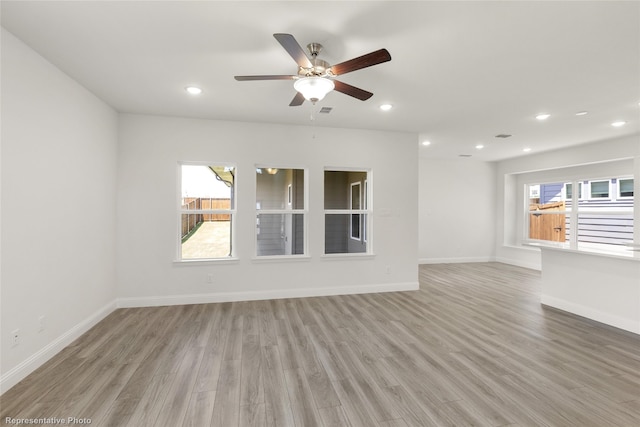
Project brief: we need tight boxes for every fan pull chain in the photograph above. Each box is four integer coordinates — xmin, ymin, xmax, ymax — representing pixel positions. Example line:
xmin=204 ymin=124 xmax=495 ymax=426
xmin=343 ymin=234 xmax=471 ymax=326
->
xmin=309 ymin=102 xmax=317 ymax=139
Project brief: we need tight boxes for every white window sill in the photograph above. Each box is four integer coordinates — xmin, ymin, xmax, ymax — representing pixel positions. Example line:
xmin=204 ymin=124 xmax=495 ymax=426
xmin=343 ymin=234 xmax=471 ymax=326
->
xmin=321 ymin=253 xmax=376 ymax=260
xmin=251 ymin=255 xmax=312 ymax=263
xmin=526 ymin=242 xmax=640 ymax=261
xmin=173 ymin=257 xmax=240 ymax=266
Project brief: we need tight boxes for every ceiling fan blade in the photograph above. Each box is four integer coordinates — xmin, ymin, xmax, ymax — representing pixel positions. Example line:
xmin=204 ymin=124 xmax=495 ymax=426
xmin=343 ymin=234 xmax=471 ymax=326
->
xmin=333 ymin=80 xmax=373 ymax=101
xmin=289 ymin=92 xmax=305 ymax=106
xmin=234 ymin=75 xmax=297 ymax=81
xmin=329 ymin=49 xmax=391 ymax=76
xmin=273 ymin=33 xmax=313 ymax=68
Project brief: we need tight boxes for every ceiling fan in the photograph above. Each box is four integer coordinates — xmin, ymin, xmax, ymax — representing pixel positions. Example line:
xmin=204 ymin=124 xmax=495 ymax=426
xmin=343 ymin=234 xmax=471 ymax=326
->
xmin=234 ymin=33 xmax=391 ymax=106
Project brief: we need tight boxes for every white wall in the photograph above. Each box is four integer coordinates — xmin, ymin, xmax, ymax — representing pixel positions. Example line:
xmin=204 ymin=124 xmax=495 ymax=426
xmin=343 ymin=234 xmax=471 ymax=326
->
xmin=495 ymin=134 xmax=640 ymax=269
xmin=1 ymin=29 xmax=119 ymax=392
xmin=419 ymin=157 xmax=496 ymax=263
xmin=540 ymin=247 xmax=640 ymax=334
xmin=116 ymin=114 xmax=419 ymax=305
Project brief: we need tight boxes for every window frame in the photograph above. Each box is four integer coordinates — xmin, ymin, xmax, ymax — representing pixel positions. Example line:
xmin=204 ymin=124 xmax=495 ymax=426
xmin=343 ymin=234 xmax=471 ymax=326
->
xmin=564 ymin=182 xmax=582 ymax=200
xmin=254 ymin=165 xmax=308 ymax=259
xmin=524 ymin=176 xmax=634 ymax=251
xmin=177 ymin=161 xmax=237 ymax=262
xmin=323 ymin=168 xmax=373 ymax=256
xmin=525 ymin=181 xmax=569 ymax=246
xmin=350 ymin=181 xmax=362 ymax=241
xmin=363 ymin=179 xmax=368 ymax=243
xmin=618 ymin=178 xmax=634 ymax=199
xmin=588 ymin=179 xmax=611 ymax=200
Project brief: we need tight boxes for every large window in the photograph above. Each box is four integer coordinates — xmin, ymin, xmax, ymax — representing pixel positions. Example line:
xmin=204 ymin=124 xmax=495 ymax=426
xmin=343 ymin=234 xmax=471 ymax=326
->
xmin=526 ymin=176 xmax=634 ymax=249
xmin=256 ymin=167 xmax=306 ymax=257
xmin=324 ymin=169 xmax=371 ymax=254
xmin=179 ymin=164 xmax=235 ymax=260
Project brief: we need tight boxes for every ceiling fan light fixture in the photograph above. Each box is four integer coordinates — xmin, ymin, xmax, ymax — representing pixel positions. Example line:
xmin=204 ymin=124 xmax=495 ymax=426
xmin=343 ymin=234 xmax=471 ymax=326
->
xmin=293 ymin=77 xmax=334 ymax=103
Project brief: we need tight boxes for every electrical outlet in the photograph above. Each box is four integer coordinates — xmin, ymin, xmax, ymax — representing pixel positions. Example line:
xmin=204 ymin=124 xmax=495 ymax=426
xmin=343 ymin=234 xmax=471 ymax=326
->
xmin=207 ymin=274 xmax=214 ymax=284
xmin=11 ymin=329 xmax=20 ymax=347
xmin=38 ymin=316 xmax=46 ymax=332
xmin=385 ymin=265 xmax=391 ymax=274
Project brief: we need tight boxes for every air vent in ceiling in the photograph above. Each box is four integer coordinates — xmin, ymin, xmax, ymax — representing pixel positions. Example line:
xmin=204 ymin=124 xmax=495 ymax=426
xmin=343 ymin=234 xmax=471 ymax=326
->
xmin=495 ymin=134 xmax=512 ymax=138
xmin=459 ymin=154 xmax=472 ymax=158
xmin=319 ymin=107 xmax=333 ymax=114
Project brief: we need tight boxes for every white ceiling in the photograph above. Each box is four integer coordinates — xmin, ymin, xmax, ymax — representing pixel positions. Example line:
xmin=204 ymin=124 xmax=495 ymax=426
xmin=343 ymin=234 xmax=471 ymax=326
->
xmin=2 ymin=1 xmax=639 ymax=161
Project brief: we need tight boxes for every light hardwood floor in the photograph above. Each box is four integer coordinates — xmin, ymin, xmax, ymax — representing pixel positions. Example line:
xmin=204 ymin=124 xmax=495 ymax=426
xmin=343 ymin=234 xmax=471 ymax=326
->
xmin=2 ymin=263 xmax=640 ymax=426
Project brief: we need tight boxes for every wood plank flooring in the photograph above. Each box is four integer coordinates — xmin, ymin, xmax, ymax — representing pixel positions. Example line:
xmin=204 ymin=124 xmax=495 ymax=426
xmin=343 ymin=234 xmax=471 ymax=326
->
xmin=2 ymin=263 xmax=640 ymax=426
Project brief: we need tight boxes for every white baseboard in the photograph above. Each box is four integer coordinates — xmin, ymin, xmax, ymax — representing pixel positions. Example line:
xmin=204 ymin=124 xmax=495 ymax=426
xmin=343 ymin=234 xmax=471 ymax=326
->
xmin=1 ymin=301 xmax=117 ymax=394
xmin=541 ymin=295 xmax=640 ymax=335
xmin=418 ymin=257 xmax=494 ymax=265
xmin=117 ymin=281 xmax=419 ymax=308
xmin=417 ymin=256 xmax=542 ymax=271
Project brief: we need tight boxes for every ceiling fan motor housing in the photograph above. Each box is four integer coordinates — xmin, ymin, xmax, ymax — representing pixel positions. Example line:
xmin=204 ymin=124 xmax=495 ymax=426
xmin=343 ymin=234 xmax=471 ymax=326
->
xmin=298 ymin=43 xmax=330 ymax=77
xmin=299 ymin=58 xmax=330 ymax=77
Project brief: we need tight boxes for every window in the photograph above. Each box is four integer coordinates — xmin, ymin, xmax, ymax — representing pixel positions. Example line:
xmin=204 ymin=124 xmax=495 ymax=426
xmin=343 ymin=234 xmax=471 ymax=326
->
xmin=179 ymin=164 xmax=235 ymax=260
xmin=565 ymin=182 xmax=582 ymax=200
xmin=350 ymin=182 xmax=361 ymax=240
xmin=619 ymin=178 xmax=634 ymax=198
xmin=256 ymin=167 xmax=306 ymax=257
xmin=324 ymin=169 xmax=370 ymax=254
xmin=527 ymin=182 xmax=567 ymax=243
xmin=526 ymin=177 xmax=634 ymax=249
xmin=589 ymin=180 xmax=610 ymax=199
xmin=363 ymin=179 xmax=368 ymax=243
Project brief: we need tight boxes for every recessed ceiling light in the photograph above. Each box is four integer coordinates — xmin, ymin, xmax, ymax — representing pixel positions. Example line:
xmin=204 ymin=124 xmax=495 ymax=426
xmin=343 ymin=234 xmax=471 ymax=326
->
xmin=185 ymin=86 xmax=203 ymax=95
xmin=475 ymin=144 xmax=484 ymax=149
xmin=421 ymin=140 xmax=431 ymax=146
xmin=536 ymin=113 xmax=550 ymax=120
xmin=611 ymin=121 xmax=626 ymax=127
xmin=379 ymin=104 xmax=393 ymax=111
xmin=523 ymin=147 xmax=532 ymax=152
xmin=575 ymin=111 xmax=588 ymax=116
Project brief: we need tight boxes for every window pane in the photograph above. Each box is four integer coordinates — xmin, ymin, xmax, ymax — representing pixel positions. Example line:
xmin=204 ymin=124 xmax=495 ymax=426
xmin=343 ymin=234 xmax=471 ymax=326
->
xmin=325 ymin=214 xmax=368 ymax=254
xmin=324 ymin=171 xmax=368 ymax=209
xmin=528 ymin=182 xmax=567 ymax=243
xmin=351 ymin=183 xmax=361 ymax=209
xmin=351 ymin=214 xmax=361 ymax=239
xmin=565 ymin=182 xmax=582 ymax=200
xmin=256 ymin=168 xmax=304 ymax=210
xmin=181 ymin=215 xmax=232 ymax=259
xmin=256 ymin=213 xmax=304 ymax=256
xmin=620 ymin=178 xmax=634 ymax=197
xmin=577 ymin=213 xmax=634 ymax=247
xmin=526 ymin=178 xmax=634 ymax=251
xmin=180 ymin=164 xmax=234 ymax=260
xmin=590 ymin=180 xmax=609 ymax=198
xmin=182 ymin=165 xmax=234 ymax=208
xmin=528 ymin=213 xmax=567 ymax=242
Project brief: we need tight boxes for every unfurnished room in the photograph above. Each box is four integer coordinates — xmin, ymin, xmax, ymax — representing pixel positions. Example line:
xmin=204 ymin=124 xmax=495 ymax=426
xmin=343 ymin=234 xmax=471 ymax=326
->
xmin=1 ymin=1 xmax=639 ymax=426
